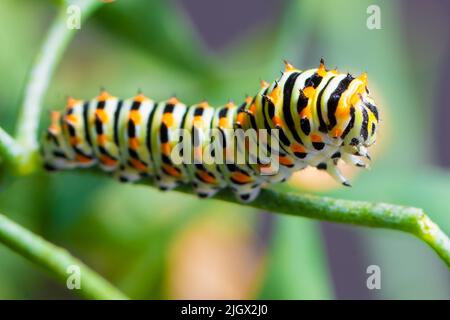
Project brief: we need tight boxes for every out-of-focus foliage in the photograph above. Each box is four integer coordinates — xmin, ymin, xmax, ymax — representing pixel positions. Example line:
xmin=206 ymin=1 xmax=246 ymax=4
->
xmin=0 ymin=0 xmax=448 ymax=299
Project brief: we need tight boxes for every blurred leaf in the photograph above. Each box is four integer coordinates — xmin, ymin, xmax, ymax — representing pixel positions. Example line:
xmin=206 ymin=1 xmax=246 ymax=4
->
xmin=45 ymin=172 xmax=106 ymax=231
xmin=259 ymin=216 xmax=333 ymax=299
xmin=0 ymin=1 xmax=50 ymax=130
xmin=359 ymin=227 xmax=450 ymax=299
xmin=62 ymin=181 xmax=255 ymax=298
xmin=95 ymin=0 xmax=215 ymax=80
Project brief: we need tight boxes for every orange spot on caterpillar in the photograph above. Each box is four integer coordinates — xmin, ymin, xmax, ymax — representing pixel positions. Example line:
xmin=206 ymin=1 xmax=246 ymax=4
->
xmin=291 ymin=143 xmax=305 ymax=153
xmin=129 ymin=110 xmax=141 ymax=124
xmin=269 ymin=86 xmax=281 ymax=103
xmin=272 ymin=116 xmax=283 ymax=127
xmin=97 ymin=134 xmax=107 ymax=145
xmin=50 ymin=111 xmax=61 ymax=123
xmin=162 ymin=113 xmax=174 ymax=127
xmin=235 ymin=112 xmax=247 ymax=126
xmin=231 ymin=171 xmax=252 ymax=184
xmin=134 ymin=93 xmax=148 ymax=103
xmin=225 ymin=101 xmax=235 ymax=108
xmin=69 ymin=136 xmax=79 ymax=145
xmin=64 ymin=114 xmax=78 ymax=125
xmin=130 ymin=158 xmax=147 ymax=171
xmin=198 ymin=101 xmax=209 ymax=108
xmin=218 ymin=117 xmax=229 ymax=129
xmin=95 ymin=109 xmax=108 ymax=123
xmin=66 ymin=97 xmax=79 ymax=109
xmin=336 ymin=104 xmax=350 ymax=118
xmin=278 ymin=155 xmax=294 ymax=166
xmin=75 ymin=154 xmax=92 ymax=163
xmin=248 ymin=103 xmax=257 ymax=115
xmin=311 ymin=133 xmax=322 ymax=142
xmin=245 ymin=96 xmax=253 ymax=104
xmin=129 ymin=137 xmax=139 ymax=149
xmin=162 ymin=163 xmax=181 ymax=177
xmin=161 ymin=142 xmax=171 ymax=156
xmin=303 ymin=86 xmax=315 ymax=99
xmin=317 ymin=58 xmax=327 ymax=77
xmin=167 ymin=96 xmax=180 ymax=105
xmin=260 ymin=80 xmax=269 ymax=88
xmin=97 ymin=90 xmax=111 ymax=102
xmin=197 ymin=170 xmax=216 ymax=184
xmin=48 ymin=112 xmax=61 ymax=134
xmin=332 ymin=128 xmax=343 ymax=138
xmin=100 ymin=155 xmax=117 ymax=166
xmin=193 ymin=116 xmax=203 ymax=128
xmin=300 ymin=106 xmax=312 ymax=118
xmin=48 ymin=125 xmax=59 ymax=135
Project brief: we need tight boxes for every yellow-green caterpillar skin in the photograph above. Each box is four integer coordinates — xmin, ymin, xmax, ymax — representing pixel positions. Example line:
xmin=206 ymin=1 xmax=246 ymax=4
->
xmin=42 ymin=60 xmax=379 ymax=202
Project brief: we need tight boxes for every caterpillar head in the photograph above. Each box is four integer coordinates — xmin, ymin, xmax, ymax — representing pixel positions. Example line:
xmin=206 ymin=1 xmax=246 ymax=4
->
xmin=341 ymin=74 xmax=379 ymax=158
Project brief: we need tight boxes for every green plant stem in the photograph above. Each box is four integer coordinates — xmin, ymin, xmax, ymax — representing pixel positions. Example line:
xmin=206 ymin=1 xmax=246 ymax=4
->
xmin=0 ymin=213 xmax=128 ymax=300
xmin=0 ymin=127 xmax=25 ymax=166
xmin=14 ymin=0 xmax=102 ymax=165
xmin=167 ymin=184 xmax=450 ymax=268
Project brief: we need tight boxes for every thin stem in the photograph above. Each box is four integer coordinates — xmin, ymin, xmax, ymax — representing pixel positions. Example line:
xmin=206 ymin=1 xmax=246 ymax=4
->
xmin=166 ymin=184 xmax=450 ymax=267
xmin=0 ymin=127 xmax=25 ymax=166
xmin=415 ymin=215 xmax=450 ymax=267
xmin=0 ymin=213 xmax=128 ymax=299
xmin=15 ymin=0 xmax=102 ymax=155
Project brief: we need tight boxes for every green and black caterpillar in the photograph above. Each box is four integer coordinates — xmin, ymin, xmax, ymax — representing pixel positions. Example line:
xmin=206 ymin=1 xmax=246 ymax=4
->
xmin=42 ymin=60 xmax=379 ymax=202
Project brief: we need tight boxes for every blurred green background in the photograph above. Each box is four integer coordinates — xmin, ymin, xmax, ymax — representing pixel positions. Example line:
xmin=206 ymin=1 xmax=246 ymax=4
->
xmin=0 ymin=0 xmax=449 ymax=299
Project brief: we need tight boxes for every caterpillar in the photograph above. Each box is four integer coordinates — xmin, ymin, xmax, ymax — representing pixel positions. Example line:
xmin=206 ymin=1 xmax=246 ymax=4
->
xmin=42 ymin=59 xmax=379 ymax=202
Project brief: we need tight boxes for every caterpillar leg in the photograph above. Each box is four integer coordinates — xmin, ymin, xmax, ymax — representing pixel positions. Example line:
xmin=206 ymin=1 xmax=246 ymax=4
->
xmin=113 ymin=165 xmax=143 ymax=183
xmin=230 ymin=184 xmax=261 ymax=202
xmin=154 ymin=173 xmax=181 ymax=191
xmin=191 ymin=168 xmax=226 ymax=199
xmin=322 ymin=161 xmax=351 ymax=187
xmin=192 ymin=182 xmax=221 ymax=199
xmin=260 ymin=167 xmax=293 ymax=184
xmin=341 ymin=153 xmax=369 ymax=169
